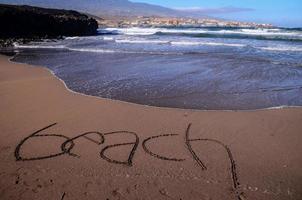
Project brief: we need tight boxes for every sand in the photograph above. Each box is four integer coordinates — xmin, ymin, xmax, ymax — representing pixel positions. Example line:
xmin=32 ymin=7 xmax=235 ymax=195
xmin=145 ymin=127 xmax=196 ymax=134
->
xmin=0 ymin=54 xmax=301 ymax=200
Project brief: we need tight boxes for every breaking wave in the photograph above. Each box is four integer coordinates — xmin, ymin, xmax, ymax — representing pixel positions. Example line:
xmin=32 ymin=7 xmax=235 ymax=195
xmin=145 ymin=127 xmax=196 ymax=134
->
xmin=102 ymin=27 xmax=302 ymax=42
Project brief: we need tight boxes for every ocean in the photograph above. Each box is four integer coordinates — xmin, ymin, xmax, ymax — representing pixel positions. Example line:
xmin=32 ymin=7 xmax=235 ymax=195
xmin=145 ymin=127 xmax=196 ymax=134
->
xmin=11 ymin=27 xmax=302 ymax=110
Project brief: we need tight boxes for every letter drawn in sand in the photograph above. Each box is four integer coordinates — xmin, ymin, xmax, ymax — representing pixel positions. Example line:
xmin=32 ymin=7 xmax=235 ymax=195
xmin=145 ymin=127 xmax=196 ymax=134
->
xmin=61 ymin=131 xmax=104 ymax=158
xmin=15 ymin=123 xmax=106 ymax=161
xmin=14 ymin=123 xmax=75 ymax=161
xmin=100 ymin=131 xmax=139 ymax=166
xmin=185 ymin=123 xmax=244 ymax=200
xmin=142 ymin=134 xmax=185 ymax=162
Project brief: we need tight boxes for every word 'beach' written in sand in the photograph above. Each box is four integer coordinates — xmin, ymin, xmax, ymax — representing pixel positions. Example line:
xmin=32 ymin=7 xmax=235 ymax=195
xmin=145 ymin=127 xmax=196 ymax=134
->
xmin=14 ymin=123 xmax=245 ymax=200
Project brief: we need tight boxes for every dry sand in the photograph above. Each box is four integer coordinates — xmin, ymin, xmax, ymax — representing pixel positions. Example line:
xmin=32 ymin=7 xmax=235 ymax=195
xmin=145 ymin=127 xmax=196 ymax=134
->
xmin=0 ymin=54 xmax=301 ymax=200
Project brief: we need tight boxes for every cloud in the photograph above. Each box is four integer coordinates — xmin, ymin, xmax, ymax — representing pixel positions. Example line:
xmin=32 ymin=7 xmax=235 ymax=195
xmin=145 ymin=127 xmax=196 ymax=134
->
xmin=174 ymin=6 xmax=254 ymax=14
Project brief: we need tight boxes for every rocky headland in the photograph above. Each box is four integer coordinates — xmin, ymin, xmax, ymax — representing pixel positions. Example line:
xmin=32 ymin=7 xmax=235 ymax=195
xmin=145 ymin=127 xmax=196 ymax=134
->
xmin=0 ymin=4 xmax=98 ymax=46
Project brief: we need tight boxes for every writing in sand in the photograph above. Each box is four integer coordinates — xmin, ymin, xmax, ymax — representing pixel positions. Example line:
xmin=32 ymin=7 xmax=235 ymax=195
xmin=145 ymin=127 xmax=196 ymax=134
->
xmin=14 ymin=123 xmax=245 ymax=199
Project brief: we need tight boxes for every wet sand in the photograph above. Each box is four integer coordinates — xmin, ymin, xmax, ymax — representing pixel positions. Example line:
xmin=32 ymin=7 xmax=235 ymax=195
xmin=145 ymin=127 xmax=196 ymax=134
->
xmin=0 ymin=54 xmax=301 ymax=200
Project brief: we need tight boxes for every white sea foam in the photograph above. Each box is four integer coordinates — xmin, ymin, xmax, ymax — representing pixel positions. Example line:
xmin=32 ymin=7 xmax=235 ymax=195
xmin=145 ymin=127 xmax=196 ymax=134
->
xmin=102 ymin=27 xmax=302 ymax=40
xmin=115 ymin=39 xmax=169 ymax=44
xmin=12 ymin=42 xmax=178 ymax=54
xmin=104 ymin=27 xmax=210 ymax=36
xmin=67 ymin=47 xmax=117 ymax=53
xmin=68 ymin=48 xmax=184 ymax=55
xmin=114 ymin=37 xmax=246 ymax=47
xmin=13 ymin=43 xmax=66 ymax=49
xmin=65 ymin=36 xmax=79 ymax=40
xmin=258 ymin=46 xmax=302 ymax=52
xmin=105 ymin=27 xmax=160 ymax=35
xmin=171 ymin=41 xmax=246 ymax=47
xmin=13 ymin=42 xmax=119 ymax=53
xmin=239 ymin=28 xmax=300 ymax=36
xmin=103 ymin=36 xmax=114 ymax=41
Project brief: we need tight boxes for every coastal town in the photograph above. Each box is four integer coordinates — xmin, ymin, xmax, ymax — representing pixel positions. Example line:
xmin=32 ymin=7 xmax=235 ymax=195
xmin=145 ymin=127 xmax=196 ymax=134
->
xmin=99 ymin=16 xmax=274 ymax=28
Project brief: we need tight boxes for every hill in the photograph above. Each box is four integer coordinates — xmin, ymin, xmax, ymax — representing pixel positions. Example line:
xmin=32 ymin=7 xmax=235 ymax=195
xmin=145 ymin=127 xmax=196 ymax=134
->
xmin=0 ymin=0 xmax=207 ymax=18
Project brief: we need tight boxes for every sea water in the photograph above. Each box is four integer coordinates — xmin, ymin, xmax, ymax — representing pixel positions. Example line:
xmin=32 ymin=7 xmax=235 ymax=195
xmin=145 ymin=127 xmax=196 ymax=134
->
xmin=12 ymin=27 xmax=302 ymax=110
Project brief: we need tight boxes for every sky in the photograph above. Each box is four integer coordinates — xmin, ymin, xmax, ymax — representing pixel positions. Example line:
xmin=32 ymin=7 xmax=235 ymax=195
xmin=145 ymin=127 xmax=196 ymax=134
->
xmin=132 ymin=0 xmax=302 ymax=27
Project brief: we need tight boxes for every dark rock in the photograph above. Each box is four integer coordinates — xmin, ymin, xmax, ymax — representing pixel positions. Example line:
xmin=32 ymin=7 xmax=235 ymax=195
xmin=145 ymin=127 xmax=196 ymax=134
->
xmin=0 ymin=4 xmax=98 ymax=39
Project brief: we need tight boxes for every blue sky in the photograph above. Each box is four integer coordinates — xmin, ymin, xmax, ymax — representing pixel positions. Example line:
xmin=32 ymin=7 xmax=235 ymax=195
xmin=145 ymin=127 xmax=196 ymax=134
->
xmin=132 ymin=0 xmax=302 ymax=27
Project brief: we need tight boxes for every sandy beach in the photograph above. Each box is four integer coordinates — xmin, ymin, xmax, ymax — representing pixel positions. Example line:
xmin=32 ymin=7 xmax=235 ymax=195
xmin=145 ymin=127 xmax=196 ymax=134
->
xmin=0 ymin=54 xmax=301 ymax=199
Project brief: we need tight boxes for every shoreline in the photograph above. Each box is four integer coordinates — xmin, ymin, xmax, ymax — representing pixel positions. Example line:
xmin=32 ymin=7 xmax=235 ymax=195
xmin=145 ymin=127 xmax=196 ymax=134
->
xmin=8 ymin=53 xmax=302 ymax=112
xmin=1 ymin=54 xmax=302 ymax=200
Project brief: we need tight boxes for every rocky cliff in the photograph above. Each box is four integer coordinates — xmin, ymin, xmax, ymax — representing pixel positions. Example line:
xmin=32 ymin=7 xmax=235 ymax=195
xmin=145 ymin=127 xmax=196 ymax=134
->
xmin=0 ymin=4 xmax=98 ymax=39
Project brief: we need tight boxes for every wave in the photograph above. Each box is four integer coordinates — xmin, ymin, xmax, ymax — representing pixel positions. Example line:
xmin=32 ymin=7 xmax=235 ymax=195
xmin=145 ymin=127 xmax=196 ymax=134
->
xmin=14 ymin=38 xmax=302 ymax=55
xmin=67 ymin=48 xmax=183 ymax=55
xmin=171 ymin=41 xmax=246 ymax=47
xmin=102 ymin=27 xmax=302 ymax=42
xmin=109 ymin=36 xmax=247 ymax=47
xmin=104 ymin=27 xmax=206 ymax=35
xmin=113 ymin=38 xmax=247 ymax=47
xmin=104 ymin=27 xmax=159 ymax=35
xmin=13 ymin=43 xmax=119 ymax=53
xmin=67 ymin=48 xmax=185 ymax=55
xmin=257 ymin=46 xmax=302 ymax=52
xmin=157 ymin=32 xmax=302 ymax=42
xmin=13 ymin=43 xmax=66 ymax=49
xmin=115 ymin=39 xmax=170 ymax=44
xmin=65 ymin=36 xmax=80 ymax=40
xmin=103 ymin=36 xmax=114 ymax=41
xmin=67 ymin=47 xmax=117 ymax=53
